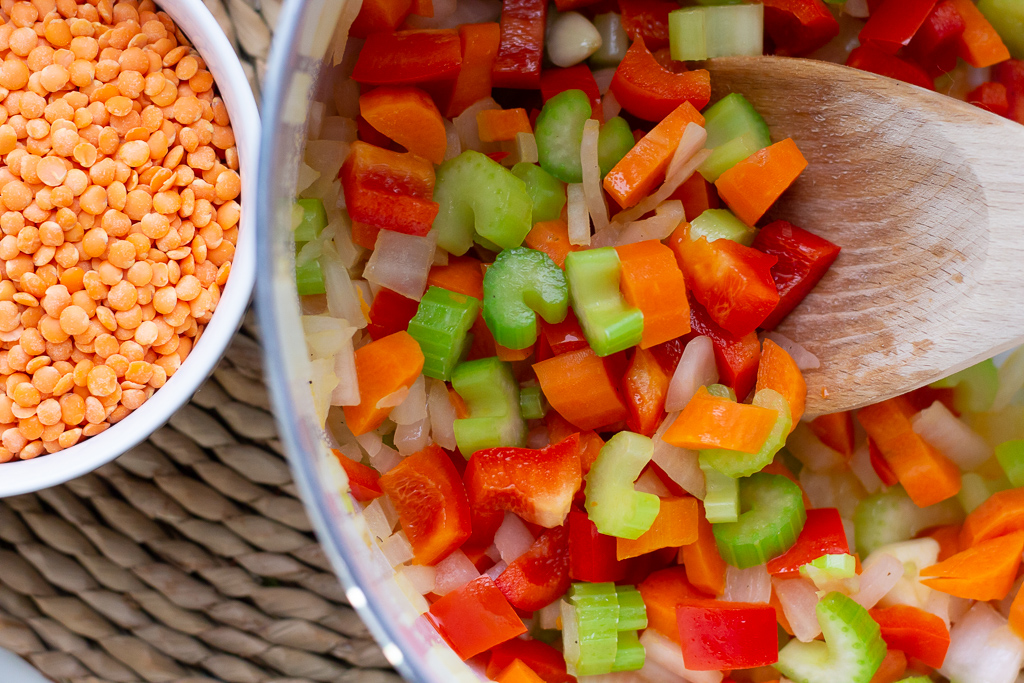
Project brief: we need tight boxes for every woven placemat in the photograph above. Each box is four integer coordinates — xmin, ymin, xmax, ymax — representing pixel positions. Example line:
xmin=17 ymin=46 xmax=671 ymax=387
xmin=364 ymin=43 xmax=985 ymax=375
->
xmin=0 ymin=3 xmax=401 ymax=682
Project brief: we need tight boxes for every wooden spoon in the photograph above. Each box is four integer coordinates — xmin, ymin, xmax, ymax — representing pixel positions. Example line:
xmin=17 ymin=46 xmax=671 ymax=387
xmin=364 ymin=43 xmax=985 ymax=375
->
xmin=705 ymin=56 xmax=1024 ymax=418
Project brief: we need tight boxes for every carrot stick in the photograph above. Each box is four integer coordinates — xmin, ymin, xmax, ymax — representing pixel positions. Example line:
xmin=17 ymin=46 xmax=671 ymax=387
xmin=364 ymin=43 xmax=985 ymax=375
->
xmin=857 ymin=397 xmax=961 ymax=507
xmin=532 ymin=347 xmax=630 ymax=431
xmin=351 ymin=221 xmax=381 ymax=250
xmin=617 ymin=496 xmax=699 ymax=559
xmin=808 ymin=411 xmax=855 ymax=457
xmin=868 ymin=649 xmax=908 ymax=683
xmin=427 ymin=254 xmax=485 ymax=300
xmin=495 ymin=659 xmax=546 ymax=683
xmin=714 ymin=138 xmax=808 ymax=227
xmin=343 ymin=331 xmax=425 ymax=435
xmin=680 ymin=502 xmax=726 ymax=596
xmin=755 ymin=338 xmax=807 ymax=428
xmin=477 ymin=108 xmax=533 ymax=142
xmin=672 ymin=172 xmax=719 ymax=221
xmin=615 ymin=240 xmax=691 ymax=349
xmin=960 ymin=487 xmax=1024 ymax=548
xmin=950 ymin=0 xmax=1010 ymax=68
xmin=663 ymin=386 xmax=779 ymax=454
xmin=446 ymin=23 xmax=501 ymax=117
xmin=920 ymin=531 xmax=1024 ymax=600
xmin=524 ymin=219 xmax=577 ymax=268
xmin=603 ymin=101 xmax=705 ymax=209
xmin=359 ymin=86 xmax=447 ymax=164
xmin=1009 ymin=582 xmax=1024 ymax=639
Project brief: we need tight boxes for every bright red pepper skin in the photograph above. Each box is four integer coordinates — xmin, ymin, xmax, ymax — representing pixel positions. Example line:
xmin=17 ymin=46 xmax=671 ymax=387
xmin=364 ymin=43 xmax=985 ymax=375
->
xmin=869 ymin=438 xmax=900 ymax=487
xmin=618 ymin=0 xmax=675 ymax=50
xmin=907 ymin=0 xmax=966 ymax=76
xmin=540 ymin=66 xmax=602 ymax=115
xmin=494 ymin=525 xmax=571 ymax=611
xmin=623 ymin=347 xmax=670 ymax=436
xmin=610 ymin=37 xmax=711 ymax=121
xmin=568 ymin=508 xmax=632 ymax=582
xmin=486 ymin=639 xmax=576 ymax=683
xmin=540 ymin=310 xmax=589 ymax=356
xmin=676 ymin=600 xmax=779 ymax=670
xmin=808 ymin=411 xmax=856 ymax=457
xmin=846 ymin=45 xmax=935 ymax=90
xmin=869 ymin=604 xmax=951 ymax=669
xmin=761 ymin=0 xmax=840 ymax=57
xmin=996 ymin=60 xmax=1024 ymax=124
xmin=352 ymin=30 xmax=462 ymax=85
xmin=350 ymin=0 xmax=413 ymax=39
xmin=426 ymin=576 xmax=528 ymax=660
xmin=766 ymin=508 xmax=850 ymax=575
xmin=366 ymin=288 xmax=420 ymax=341
xmin=650 ymin=335 xmax=686 ymax=375
xmin=379 ymin=444 xmax=472 ymax=565
xmin=967 ymin=81 xmax=1010 ymax=116
xmin=686 ymin=299 xmax=761 ymax=402
xmin=860 ymin=0 xmax=939 ymax=54
xmin=638 ymin=566 xmax=713 ymax=641
xmin=331 ymin=449 xmax=384 ymax=501
xmin=751 ymin=219 xmax=841 ymax=331
xmin=340 ymin=141 xmax=440 ymax=236
xmin=492 ymin=0 xmax=547 ymax=89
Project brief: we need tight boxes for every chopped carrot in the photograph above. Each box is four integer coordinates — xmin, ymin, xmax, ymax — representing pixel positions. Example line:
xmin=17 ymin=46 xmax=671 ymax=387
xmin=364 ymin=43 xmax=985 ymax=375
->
xmin=352 ymin=221 xmax=382 ymax=250
xmin=920 ymin=531 xmax=1024 ymax=601
xmin=663 ymin=386 xmax=779 ymax=454
xmin=350 ymin=0 xmax=413 ymax=38
xmin=714 ymin=138 xmax=808 ymax=227
xmin=343 ymin=331 xmax=425 ymax=435
xmin=756 ymin=339 xmax=807 ymax=428
xmin=960 ymin=487 xmax=1024 ymax=548
xmin=949 ymin=0 xmax=1010 ymax=68
xmin=446 ymin=23 xmax=501 ymax=117
xmin=427 ymin=254 xmax=485 ymax=300
xmin=533 ymin=347 xmax=630 ymax=431
xmin=524 ymin=219 xmax=578 ymax=268
xmin=672 ymin=172 xmax=719 ymax=221
xmin=477 ymin=108 xmax=533 ymax=142
xmin=857 ymin=397 xmax=961 ymax=507
xmin=681 ymin=502 xmax=727 ymax=596
xmin=638 ymin=566 xmax=712 ymax=641
xmin=449 ymin=386 xmax=469 ymax=419
xmin=622 ymin=346 xmax=671 ymax=436
xmin=496 ymin=341 xmax=533 ymax=361
xmin=919 ymin=524 xmax=961 ymax=562
xmin=603 ymin=102 xmax=705 ymax=209
xmin=359 ymin=86 xmax=447 ymax=164
xmin=615 ymin=240 xmax=691 ymax=349
xmin=1009 ymin=583 xmax=1024 ymax=639
xmin=808 ymin=411 xmax=855 ymax=457
xmin=495 ymin=659 xmax=546 ymax=683
xmin=617 ymin=496 xmax=699 ymax=559
xmin=869 ymin=649 xmax=908 ymax=683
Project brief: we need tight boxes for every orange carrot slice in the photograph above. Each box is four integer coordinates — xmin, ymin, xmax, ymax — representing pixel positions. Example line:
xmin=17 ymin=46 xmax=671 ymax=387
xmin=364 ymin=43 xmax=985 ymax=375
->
xmin=477 ymin=108 xmax=533 ymax=142
xmin=617 ymin=496 xmax=699 ymax=559
xmin=427 ymin=254 xmax=485 ymax=300
xmin=714 ymin=138 xmax=807 ymax=227
xmin=756 ymin=339 xmax=807 ymax=428
xmin=343 ymin=331 xmax=425 ymax=435
xmin=950 ymin=0 xmax=1011 ymax=68
xmin=663 ymin=386 xmax=779 ymax=454
xmin=533 ymin=347 xmax=630 ymax=431
xmin=616 ymin=240 xmax=691 ymax=349
xmin=359 ymin=86 xmax=447 ymax=164
xmin=920 ymin=531 xmax=1024 ymax=601
xmin=961 ymin=487 xmax=1024 ymax=548
xmin=524 ymin=219 xmax=578 ymax=268
xmin=681 ymin=502 xmax=727 ymax=596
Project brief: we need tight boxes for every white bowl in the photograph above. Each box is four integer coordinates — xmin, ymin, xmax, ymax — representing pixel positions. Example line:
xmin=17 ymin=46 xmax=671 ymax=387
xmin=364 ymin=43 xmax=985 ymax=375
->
xmin=0 ymin=0 xmax=259 ymax=498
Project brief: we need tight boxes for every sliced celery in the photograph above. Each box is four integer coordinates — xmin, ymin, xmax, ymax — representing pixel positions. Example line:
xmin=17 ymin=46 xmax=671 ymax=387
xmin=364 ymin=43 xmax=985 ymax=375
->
xmin=702 ymin=462 xmax=740 ymax=523
xmin=930 ymin=358 xmax=999 ymax=413
xmin=699 ymin=388 xmax=792 ymax=478
xmin=294 ymin=198 xmax=328 ymax=243
xmin=615 ymin=587 xmax=648 ymax=631
xmin=707 ymin=383 xmax=738 ymax=401
xmin=800 ymin=553 xmax=857 ymax=584
xmin=712 ymin=472 xmax=806 ymax=568
xmin=853 ymin=485 xmax=965 ymax=556
xmin=536 ymin=89 xmax=592 ymax=184
xmin=512 ymin=163 xmax=567 ymax=225
xmin=407 ymin=286 xmax=480 ymax=381
xmin=598 ymin=117 xmax=635 ymax=177
xmin=452 ymin=357 xmax=526 ymax=457
xmin=566 ymin=583 xmax=620 ymax=676
xmin=689 ymin=208 xmax=757 ymax=245
xmin=483 ymin=247 xmax=569 ymax=350
xmin=611 ymin=630 xmax=645 ymax=672
xmin=565 ymin=248 xmax=644 ymax=357
xmin=585 ymin=431 xmax=661 ymax=539
xmin=978 ymin=0 xmax=1024 ymax=59
xmin=668 ymin=4 xmax=764 ymax=62
xmin=519 ymin=385 xmax=548 ymax=420
xmin=295 ymin=258 xmax=326 ymax=296
xmin=997 ymin=439 xmax=1024 ymax=487
xmin=957 ymin=471 xmax=1011 ymax=513
xmin=698 ymin=131 xmax=767 ymax=183
xmin=703 ymin=93 xmax=772 ymax=150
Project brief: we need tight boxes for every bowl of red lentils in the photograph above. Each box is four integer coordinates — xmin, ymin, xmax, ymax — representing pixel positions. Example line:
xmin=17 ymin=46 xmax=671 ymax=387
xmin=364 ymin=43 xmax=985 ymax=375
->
xmin=0 ymin=0 xmax=258 ymax=496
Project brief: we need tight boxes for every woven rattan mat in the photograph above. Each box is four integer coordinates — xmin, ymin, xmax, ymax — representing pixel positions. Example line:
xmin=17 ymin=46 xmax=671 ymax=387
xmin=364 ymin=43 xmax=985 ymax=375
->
xmin=0 ymin=3 xmax=401 ymax=682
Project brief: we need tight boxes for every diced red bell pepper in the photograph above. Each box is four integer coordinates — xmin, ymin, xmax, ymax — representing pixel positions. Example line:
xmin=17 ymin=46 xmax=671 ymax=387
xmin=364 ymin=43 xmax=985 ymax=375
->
xmin=859 ymin=0 xmax=938 ymax=54
xmin=357 ymin=115 xmax=401 ymax=150
xmin=492 ymin=0 xmax=547 ymax=89
xmin=766 ymin=508 xmax=850 ymax=575
xmin=426 ymin=576 xmax=528 ymax=660
xmin=447 ymin=23 xmax=502 ymax=118
xmin=904 ymin=385 xmax=957 ymax=415
xmin=869 ymin=437 xmax=900 ymax=487
xmin=760 ymin=0 xmax=840 ymax=57
xmin=751 ymin=219 xmax=841 ymax=331
xmin=618 ymin=0 xmax=675 ymax=50
xmin=340 ymin=141 xmax=440 ymax=236
xmin=610 ymin=37 xmax=711 ymax=122
xmin=486 ymin=639 xmax=576 ymax=683
xmin=907 ymin=0 xmax=966 ymax=76
xmin=676 ymin=600 xmax=779 ymax=670
xmin=996 ymin=60 xmax=1024 ymax=124
xmin=686 ymin=298 xmax=762 ymax=402
xmin=638 ymin=566 xmax=713 ymax=641
xmin=967 ymin=81 xmax=1010 ymax=116
xmin=540 ymin=66 xmax=602 ymax=116
xmin=650 ymin=336 xmax=687 ymax=375
xmin=676 ymin=234 xmax=780 ymax=338
xmin=568 ymin=508 xmax=632 ymax=582
xmin=379 ymin=444 xmax=472 ymax=565
xmin=495 ymin=525 xmax=571 ymax=611
xmin=808 ymin=411 xmax=855 ymax=458
xmin=623 ymin=347 xmax=670 ymax=436
xmin=672 ymin=173 xmax=720 ymax=222
xmin=366 ymin=287 xmax=420 ymax=341
xmin=352 ymin=30 xmax=462 ymax=86
xmin=846 ymin=45 xmax=935 ymax=90
xmin=350 ymin=0 xmax=414 ymax=39
xmin=540 ymin=310 xmax=589 ymax=356
xmin=869 ymin=604 xmax=951 ymax=669
xmin=331 ymin=449 xmax=384 ymax=501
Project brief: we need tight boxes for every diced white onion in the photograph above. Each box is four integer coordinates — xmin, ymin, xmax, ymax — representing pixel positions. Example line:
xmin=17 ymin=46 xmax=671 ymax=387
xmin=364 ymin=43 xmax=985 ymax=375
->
xmin=369 ymin=444 xmax=403 ymax=474
xmin=538 ymin=601 xmax=562 ymax=630
xmin=723 ymin=564 xmax=771 ymax=604
xmin=761 ymin=331 xmax=820 ymax=370
xmin=787 ymin=422 xmax=847 ymax=472
xmin=527 ymin=426 xmax=551 ymax=449
xmin=773 ymin=576 xmax=821 ymax=642
xmin=581 ymin=119 xmax=610 ymax=232
xmin=301 ymin=139 xmax=350 ymax=199
xmin=330 ymin=211 xmax=362 ymax=269
xmin=309 ymin=358 xmax=338 ymax=426
xmin=303 ymin=314 xmax=348 ymax=356
xmin=994 ymin=346 xmax=1024 ymax=411
xmin=849 ymin=440 xmax=883 ymax=494
xmin=651 ymin=412 xmax=705 ymax=499
xmin=640 ymin=629 xmax=724 ymax=683
xmin=616 ymin=200 xmax=684 ymax=246
xmin=484 ymin=560 xmax=509 ymax=581
xmin=296 ymin=162 xmax=320 ymax=193
xmin=399 ymin=564 xmax=437 ymax=595
xmin=924 ymin=589 xmax=951 ymax=629
xmin=516 ymin=132 xmax=539 ymax=165
xmin=377 ymin=387 xmax=410 ymax=410
xmin=427 ymin=379 xmax=458 ymax=451
xmin=454 ymin=97 xmax=500 ymax=153
xmin=392 ymin=376 xmax=428 ymax=425
xmin=602 ymin=90 xmax=622 ymax=121
xmin=443 ymin=118 xmax=462 ymax=161
xmin=433 ymin=550 xmax=481 ymax=596
xmin=567 ymin=183 xmax=590 ymax=246
xmin=844 ymin=0 xmax=870 ymax=17
xmin=356 ymin=430 xmax=383 ymax=457
xmin=485 ymin=544 xmax=503 ymax=562
xmin=634 ymin=468 xmax=672 ymax=497
xmin=330 ymin=330 xmax=360 ymax=406
xmin=323 ymin=241 xmax=368 ymax=327
xmin=852 ymin=553 xmax=902 ymax=609
xmin=868 ymin=538 xmax=939 ymax=610
xmin=433 ymin=248 xmax=450 ymax=266
xmin=912 ymin=400 xmax=993 ymax=471
xmin=363 ymin=229 xmax=437 ymax=301
xmin=592 ymin=67 xmax=617 ymax=95
xmin=395 ymin=417 xmax=431 ymax=456
xmin=666 ymin=336 xmax=718 ymax=411
xmin=941 ymin=603 xmax=1024 ymax=683
xmin=495 ymin=512 xmax=535 ymax=564
xmin=363 ymin=498 xmax=396 ymax=540
xmin=319 ymin=116 xmax=358 ymax=143
xmin=381 ymin=530 xmax=415 ymax=567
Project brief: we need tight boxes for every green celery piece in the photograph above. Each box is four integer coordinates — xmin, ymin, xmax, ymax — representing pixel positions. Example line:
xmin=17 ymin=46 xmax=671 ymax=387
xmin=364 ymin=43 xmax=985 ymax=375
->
xmin=712 ymin=472 xmax=806 ymax=568
xmin=957 ymin=471 xmax=1011 ymax=513
xmin=702 ymin=463 xmax=739 ymax=523
xmin=978 ymin=0 xmax=1024 ymax=59
xmin=407 ymin=286 xmax=480 ymax=381
xmin=615 ymin=587 xmax=647 ymax=631
xmin=776 ymin=592 xmax=887 ymax=683
xmin=698 ymin=131 xmax=768 ymax=183
xmin=434 ymin=150 xmax=533 ymax=256
xmin=598 ymin=117 xmax=635 ymax=177
xmin=799 ymin=553 xmax=857 ymax=584
xmin=585 ymin=431 xmax=661 ymax=539
xmin=853 ymin=485 xmax=965 ymax=556
xmin=780 ymin=447 xmax=803 ymax=475
xmin=589 ymin=13 xmax=630 ymax=68
xmin=996 ymin=439 xmax=1024 ymax=487
xmin=482 ymin=247 xmax=569 ymax=350
xmin=706 ymin=383 xmax=737 ymax=400
xmin=512 ymin=163 xmax=567 ymax=224
xmin=451 ymin=357 xmax=526 ymax=457
xmin=703 ymin=93 xmax=771 ymax=149
xmin=565 ymin=248 xmax=644 ymax=357
xmin=689 ymin=208 xmax=757 ymax=245
xmin=295 ymin=258 xmax=326 ymax=296
xmin=474 ymin=233 xmax=503 ymax=252
xmin=535 ymin=89 xmax=592 ymax=183
xmin=519 ymin=385 xmax=548 ymax=420
xmin=895 ymin=678 xmax=932 ymax=683
xmin=699 ymin=388 xmax=792 ymax=478
xmin=565 ymin=583 xmax=620 ymax=676
xmin=294 ymin=198 xmax=327 ymax=243
xmin=930 ymin=358 xmax=999 ymax=413
xmin=611 ymin=630 xmax=645 ymax=672
xmin=668 ymin=5 xmax=764 ymax=61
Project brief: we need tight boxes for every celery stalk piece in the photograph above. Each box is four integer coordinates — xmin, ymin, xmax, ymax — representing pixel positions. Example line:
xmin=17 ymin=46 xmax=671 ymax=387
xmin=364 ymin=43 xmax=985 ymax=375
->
xmin=585 ymin=431 xmax=661 ymax=539
xmin=930 ymin=358 xmax=999 ymax=413
xmin=712 ymin=472 xmax=806 ymax=568
xmin=800 ymin=553 xmax=857 ymax=584
xmin=590 ymin=12 xmax=630 ymax=68
xmin=512 ymin=163 xmax=567 ymax=224
xmin=895 ymin=678 xmax=932 ymax=683
xmin=565 ymin=248 xmax=644 ymax=357
xmin=853 ymin=485 xmax=965 ymax=556
xmin=294 ymin=198 xmax=328 ymax=243
xmin=668 ymin=5 xmax=764 ymax=62
xmin=702 ymin=463 xmax=739 ymax=523
xmin=295 ymin=258 xmax=326 ymax=296
xmin=957 ymin=471 xmax=1011 ymax=513
xmin=535 ymin=89 xmax=592 ymax=183
xmin=451 ymin=357 xmax=526 ymax=457
xmin=407 ymin=286 xmax=480 ymax=381
xmin=978 ymin=0 xmax=1024 ymax=59
xmin=615 ymin=587 xmax=648 ymax=631
xmin=689 ymin=208 xmax=757 ymax=245
xmin=706 ymin=383 xmax=738 ymax=401
xmin=698 ymin=131 xmax=768 ymax=183
xmin=565 ymin=583 xmax=620 ymax=676
xmin=434 ymin=150 xmax=534 ymax=256
xmin=699 ymin=388 xmax=792 ymax=478
xmin=997 ymin=440 xmax=1024 ymax=487
xmin=611 ymin=630 xmax=645 ymax=672
xmin=776 ymin=592 xmax=887 ymax=683
xmin=519 ymin=385 xmax=549 ymax=420
xmin=703 ymin=93 xmax=772 ymax=149
xmin=598 ymin=117 xmax=635 ymax=177
xmin=483 ymin=247 xmax=569 ymax=350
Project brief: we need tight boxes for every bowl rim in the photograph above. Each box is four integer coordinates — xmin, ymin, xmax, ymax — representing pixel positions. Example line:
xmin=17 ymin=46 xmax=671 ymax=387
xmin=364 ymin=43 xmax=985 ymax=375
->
xmin=0 ymin=0 xmax=260 ymax=498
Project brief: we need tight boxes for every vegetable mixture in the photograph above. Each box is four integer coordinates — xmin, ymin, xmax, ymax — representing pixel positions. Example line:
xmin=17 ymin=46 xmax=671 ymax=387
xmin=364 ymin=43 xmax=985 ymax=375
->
xmin=293 ymin=0 xmax=1024 ymax=680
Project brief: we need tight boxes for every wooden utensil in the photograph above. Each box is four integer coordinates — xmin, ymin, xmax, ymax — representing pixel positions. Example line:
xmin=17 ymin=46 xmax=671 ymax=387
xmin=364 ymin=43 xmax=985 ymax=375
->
xmin=706 ymin=56 xmax=1024 ymax=417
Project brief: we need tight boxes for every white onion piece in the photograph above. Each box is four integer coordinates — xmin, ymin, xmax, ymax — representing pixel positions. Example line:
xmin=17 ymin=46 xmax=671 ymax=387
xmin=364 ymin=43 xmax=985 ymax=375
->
xmin=303 ymin=314 xmax=348 ymax=356
xmin=527 ymin=426 xmax=551 ymax=449
xmin=495 ymin=512 xmax=535 ymax=564
xmin=640 ymin=629 xmax=724 ymax=683
xmin=666 ymin=336 xmax=718 ymax=411
xmin=369 ymin=444 xmax=403 ymax=474
xmin=941 ymin=603 xmax=1024 ymax=683
xmin=296 ymin=162 xmax=320 ymax=193
xmin=302 ymin=139 xmax=349 ymax=199
xmin=381 ymin=530 xmax=415 ymax=567
xmin=773 ymin=576 xmax=821 ymax=642
xmin=852 ymin=553 xmax=902 ymax=609
xmin=319 ymin=116 xmax=358 ymax=143
xmin=395 ymin=417 xmax=431 ymax=456
xmin=787 ymin=422 xmax=846 ymax=472
xmin=924 ymin=589 xmax=951 ymax=629
xmin=634 ymin=468 xmax=672 ymax=497
xmin=869 ymin=538 xmax=939 ymax=610
xmin=651 ymin=412 xmax=705 ymax=499
xmin=400 ymin=564 xmax=437 ymax=595
xmin=330 ymin=330 xmax=360 ymax=406
xmin=453 ymin=97 xmax=500 ymax=153
xmin=912 ymin=400 xmax=993 ymax=471
xmin=617 ymin=200 xmax=684 ymax=246
xmin=309 ymin=358 xmax=338 ymax=426
xmin=356 ymin=430 xmax=382 ymax=457
xmin=363 ymin=229 xmax=436 ymax=301
xmin=849 ymin=441 xmax=884 ymax=494
xmin=538 ymin=601 xmax=562 ymax=630
xmin=433 ymin=550 xmax=481 ymax=596
xmin=363 ymin=498 xmax=395 ymax=540
xmin=432 ymin=248 xmax=449 ymax=266
xmin=592 ymin=67 xmax=617 ymax=95
xmin=602 ymin=90 xmax=622 ymax=121
xmin=994 ymin=346 xmax=1024 ymax=411
xmin=330 ymin=211 xmax=362 ymax=268
xmin=376 ymin=386 xmax=410 ymax=409
xmin=843 ymin=0 xmax=870 ymax=17
xmin=392 ymin=376 xmax=428 ymax=425
xmin=516 ymin=132 xmax=539 ymax=165
xmin=323 ymin=241 xmax=367 ymax=327
xmin=590 ymin=222 xmax=623 ymax=248
xmin=582 ymin=119 xmax=610 ymax=231
xmin=427 ymin=378 xmax=458 ymax=451
xmin=485 ymin=543 xmax=503 ymax=563
xmin=443 ymin=118 xmax=462 ymax=161
xmin=484 ymin=560 xmax=509 ymax=581
xmin=949 ymin=596 xmax=972 ymax=625
xmin=567 ymin=183 xmax=590 ymax=245
xmin=761 ymin=331 xmax=820 ymax=370
xmin=723 ymin=564 xmax=771 ymax=604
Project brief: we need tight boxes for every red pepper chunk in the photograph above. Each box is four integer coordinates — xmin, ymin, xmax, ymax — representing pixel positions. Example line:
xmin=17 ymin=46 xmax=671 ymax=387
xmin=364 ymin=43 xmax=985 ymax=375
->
xmin=686 ymin=298 xmax=762 ymax=402
xmin=610 ymin=37 xmax=711 ymax=122
xmin=492 ymin=0 xmax=547 ymax=89
xmin=379 ymin=444 xmax=472 ymax=565
xmin=846 ymin=45 xmax=935 ymax=90
xmin=540 ymin=66 xmax=602 ymax=116
xmin=752 ymin=219 xmax=841 ymax=331
xmin=869 ymin=605 xmax=951 ymax=669
xmin=996 ymin=60 xmax=1024 ymax=125
xmin=760 ymin=0 xmax=840 ymax=57
xmin=860 ymin=0 xmax=938 ymax=54
xmin=568 ymin=508 xmax=632 ymax=582
xmin=340 ymin=141 xmax=440 ymax=237
xmin=426 ymin=576 xmax=527 ymax=660
xmin=350 ymin=0 xmax=413 ymax=39
xmin=967 ymin=82 xmax=1010 ymax=116
xmin=676 ymin=600 xmax=779 ymax=670
xmin=766 ymin=508 xmax=850 ymax=575
xmin=618 ymin=0 xmax=675 ymax=50
xmin=638 ymin=566 xmax=713 ymax=641
xmin=622 ymin=347 xmax=670 ymax=436
xmin=808 ymin=411 xmax=855 ymax=457
xmin=907 ymin=0 xmax=966 ymax=77
xmin=331 ymin=449 xmax=383 ymax=502
xmin=495 ymin=525 xmax=571 ymax=611
xmin=447 ymin=23 xmax=502 ymax=118
xmin=352 ymin=30 xmax=462 ymax=86
xmin=366 ymin=287 xmax=420 ymax=341
xmin=486 ymin=639 xmax=576 ymax=683
xmin=540 ymin=309 xmax=589 ymax=356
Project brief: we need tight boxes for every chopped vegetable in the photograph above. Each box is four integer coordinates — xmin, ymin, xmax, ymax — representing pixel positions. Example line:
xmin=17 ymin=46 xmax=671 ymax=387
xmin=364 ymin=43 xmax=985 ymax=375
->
xmin=616 ymin=240 xmax=691 ymax=349
xmin=486 ymin=640 xmax=574 ymax=683
xmin=407 ymin=286 xmax=480 ymax=381
xmin=341 ymin=141 xmax=440 ymax=237
xmin=590 ymin=12 xmax=631 ymax=67
xmin=428 ymin=254 xmax=485 ymax=300
xmin=854 ymin=485 xmax=964 ymax=556
xmin=350 ymin=0 xmax=414 ymax=38
xmin=562 ymin=582 xmax=647 ymax=675
xmin=638 ymin=566 xmax=711 ymax=641
xmin=622 ymin=346 xmax=671 ymax=435
xmin=585 ymin=431 xmax=661 ymax=539
xmin=483 ymin=247 xmax=568 ymax=350
xmin=978 ymin=0 xmax=1024 ymax=59
xmin=359 ymin=86 xmax=447 ymax=164
xmin=597 ymin=117 xmax=635 ymax=177
xmin=931 ymin=358 xmax=999 ymax=413
xmin=352 ymin=30 xmax=463 ymax=85
xmin=610 ymin=36 xmax=711 ymax=121
xmin=713 ymin=472 xmax=807 ymax=568
xmin=996 ymin=440 xmax=1024 ymax=486
xmin=869 ymin=604 xmax=951 ymax=669
xmin=767 ymin=507 xmax=850 ymax=575
xmin=343 ymin=331 xmax=425 ymax=435
xmin=715 ymin=138 xmax=808 ymax=227
xmin=664 ymin=386 xmax=778 ymax=455
xmin=478 ymin=108 xmax=533 ymax=143
xmin=761 ymin=0 xmax=841 ymax=56
xmin=452 ymin=357 xmax=527 ymax=457
xmin=701 ymin=462 xmax=740 ymax=523
xmin=616 ymin=496 xmax=698 ymax=559
xmin=492 ymin=0 xmax=547 ymax=88
xmin=846 ymin=45 xmax=935 ymax=90
xmin=757 ymin=338 xmax=807 ymax=427
xmin=668 ymin=4 xmax=765 ymax=61
xmin=519 ymin=385 xmax=548 ymax=419
xmin=676 ymin=599 xmax=779 ymax=669
xmin=859 ymin=0 xmax=940 ymax=54
xmin=495 ymin=525 xmax=571 ymax=610
xmin=426 ymin=575 xmax=527 ymax=659
xmin=540 ymin=65 xmax=603 ymax=114
xmin=682 ymin=503 xmax=729 ymax=595
xmin=920 ymin=531 xmax=1024 ymax=601
xmin=332 ymin=449 xmax=384 ymax=501
xmin=447 ymin=23 xmax=502 ymax=118
xmin=513 ymin=164 xmax=568 ymax=225
xmin=533 ymin=347 xmax=631 ymax=430
xmin=950 ymin=0 xmax=1011 ymax=67
xmin=565 ymin=247 xmax=644 ymax=357
xmin=535 ymin=89 xmax=592 ymax=183
xmin=690 ymin=208 xmax=756 ymax=245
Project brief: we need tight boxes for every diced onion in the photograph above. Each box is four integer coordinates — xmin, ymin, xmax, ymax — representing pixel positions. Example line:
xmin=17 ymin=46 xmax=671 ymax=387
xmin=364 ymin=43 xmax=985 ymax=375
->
xmin=399 ymin=564 xmax=437 ymax=595
xmin=433 ymin=249 xmax=450 ymax=266
xmin=363 ymin=498 xmax=396 ymax=540
xmin=994 ymin=346 xmax=1024 ymax=411
xmin=912 ymin=400 xmax=993 ymax=471
xmin=538 ymin=601 xmax=562 ymax=630
xmin=319 ymin=116 xmax=358 ymax=143
xmin=323 ymin=241 xmax=368 ymax=327
xmin=723 ymin=564 xmax=771 ymax=604
xmin=773 ymin=576 xmax=822 ymax=642
xmin=666 ymin=336 xmax=718 ymax=411
xmin=787 ymin=422 xmax=847 ymax=472
xmin=369 ymin=444 xmax=403 ymax=474
xmin=616 ymin=200 xmax=684 ymax=246
xmin=309 ymin=358 xmax=338 ymax=427
xmin=301 ymin=139 xmax=350 ymax=199
xmin=395 ymin=417 xmax=431 ymax=456
xmin=941 ymin=603 xmax=1024 ymax=683
xmin=852 ymin=553 xmax=902 ymax=609
xmin=362 ymin=229 xmax=437 ymax=301
xmin=494 ymin=512 xmax=535 ymax=564
xmin=601 ymin=90 xmax=622 ymax=121
xmin=592 ymin=67 xmax=617 ymax=95
xmin=849 ymin=441 xmax=883 ymax=494
xmin=453 ymin=97 xmax=500 ymax=153
xmin=433 ymin=550 xmax=481 ymax=596
xmin=761 ymin=331 xmax=820 ymax=370
xmin=427 ymin=379 xmax=458 ymax=451
xmin=581 ymin=119 xmax=609 ymax=232
xmin=651 ymin=412 xmax=705 ymax=499
xmin=376 ymin=387 xmax=410 ymax=410
xmin=381 ymin=530 xmax=415 ymax=567
xmin=296 ymin=162 xmax=320 ymax=193
xmin=483 ymin=560 xmax=508 ymax=581
xmin=516 ymin=132 xmax=539 ymax=165
xmin=527 ymin=426 xmax=550 ymax=449
xmin=443 ymin=118 xmax=462 ymax=161
xmin=356 ymin=430 xmax=383 ymax=457
xmin=331 ymin=328 xmax=360 ymax=406
xmin=567 ymin=183 xmax=590 ymax=246
xmin=640 ymin=629 xmax=724 ymax=683
xmin=485 ymin=544 xmax=503 ymax=562
xmin=392 ymin=376 xmax=428 ymax=425
xmin=634 ymin=468 xmax=672 ymax=497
